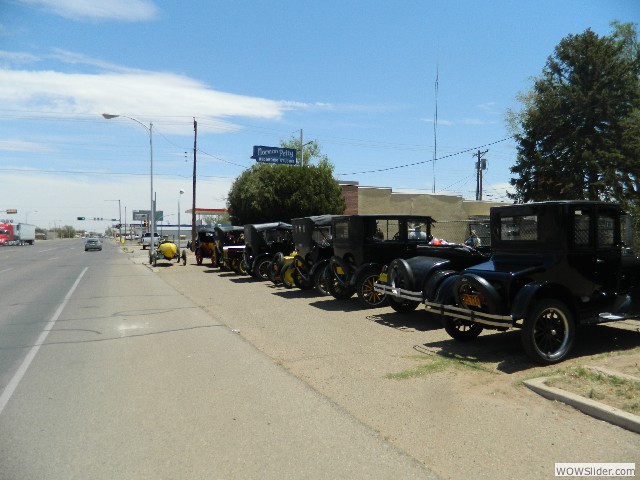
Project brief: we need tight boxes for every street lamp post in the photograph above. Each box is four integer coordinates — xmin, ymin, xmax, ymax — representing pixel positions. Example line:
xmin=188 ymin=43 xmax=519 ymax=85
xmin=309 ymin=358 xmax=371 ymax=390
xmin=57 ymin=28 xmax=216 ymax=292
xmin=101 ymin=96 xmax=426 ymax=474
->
xmin=178 ymin=189 xmax=185 ymax=254
xmin=103 ymin=114 xmax=154 ymax=263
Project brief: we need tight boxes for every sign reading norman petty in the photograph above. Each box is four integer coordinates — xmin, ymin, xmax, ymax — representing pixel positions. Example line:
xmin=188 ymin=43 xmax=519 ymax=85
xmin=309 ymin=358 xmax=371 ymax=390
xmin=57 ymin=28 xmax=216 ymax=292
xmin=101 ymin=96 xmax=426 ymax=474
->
xmin=252 ymin=146 xmax=297 ymax=165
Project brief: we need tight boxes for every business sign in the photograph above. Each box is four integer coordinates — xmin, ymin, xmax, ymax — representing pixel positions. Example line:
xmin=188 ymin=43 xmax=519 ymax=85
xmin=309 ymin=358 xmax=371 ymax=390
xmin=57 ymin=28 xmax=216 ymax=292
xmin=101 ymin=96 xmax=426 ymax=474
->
xmin=133 ymin=210 xmax=164 ymax=221
xmin=5 ymin=209 xmax=17 ymax=214
xmin=252 ymin=146 xmax=297 ymax=165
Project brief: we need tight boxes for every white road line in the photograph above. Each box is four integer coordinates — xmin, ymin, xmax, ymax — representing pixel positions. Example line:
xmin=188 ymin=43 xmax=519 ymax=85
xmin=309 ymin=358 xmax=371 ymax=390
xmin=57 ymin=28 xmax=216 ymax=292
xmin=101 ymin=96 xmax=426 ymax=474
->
xmin=0 ymin=268 xmax=13 ymax=274
xmin=0 ymin=267 xmax=88 ymax=415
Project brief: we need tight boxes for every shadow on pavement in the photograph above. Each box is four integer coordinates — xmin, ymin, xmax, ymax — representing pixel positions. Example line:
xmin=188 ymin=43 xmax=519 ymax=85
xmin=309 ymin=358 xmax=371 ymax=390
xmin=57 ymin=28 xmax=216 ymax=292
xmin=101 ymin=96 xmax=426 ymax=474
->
xmin=415 ymin=323 xmax=640 ymax=374
xmin=366 ymin=311 xmax=442 ymax=332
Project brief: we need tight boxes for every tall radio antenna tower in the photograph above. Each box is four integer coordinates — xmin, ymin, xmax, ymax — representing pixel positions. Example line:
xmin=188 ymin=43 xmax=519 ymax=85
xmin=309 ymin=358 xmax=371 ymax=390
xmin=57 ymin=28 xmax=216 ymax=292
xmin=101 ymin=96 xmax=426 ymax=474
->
xmin=432 ymin=65 xmax=439 ymax=194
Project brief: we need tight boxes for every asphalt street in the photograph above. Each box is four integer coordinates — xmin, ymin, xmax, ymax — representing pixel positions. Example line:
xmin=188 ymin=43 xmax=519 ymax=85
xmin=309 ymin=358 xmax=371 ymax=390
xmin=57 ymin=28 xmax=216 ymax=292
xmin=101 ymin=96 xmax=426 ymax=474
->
xmin=0 ymin=239 xmax=438 ymax=479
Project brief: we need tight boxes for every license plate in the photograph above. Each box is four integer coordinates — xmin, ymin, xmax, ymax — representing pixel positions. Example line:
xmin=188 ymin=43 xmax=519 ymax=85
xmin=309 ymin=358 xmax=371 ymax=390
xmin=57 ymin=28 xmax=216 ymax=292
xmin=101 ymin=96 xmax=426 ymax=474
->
xmin=336 ymin=266 xmax=344 ymax=275
xmin=461 ymin=293 xmax=482 ymax=308
xmin=378 ymin=272 xmax=387 ymax=283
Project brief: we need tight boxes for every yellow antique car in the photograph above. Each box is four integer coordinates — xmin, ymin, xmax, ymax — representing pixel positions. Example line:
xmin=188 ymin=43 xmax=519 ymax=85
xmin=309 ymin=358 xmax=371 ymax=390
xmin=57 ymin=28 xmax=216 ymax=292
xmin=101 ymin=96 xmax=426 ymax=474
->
xmin=152 ymin=238 xmax=186 ymax=266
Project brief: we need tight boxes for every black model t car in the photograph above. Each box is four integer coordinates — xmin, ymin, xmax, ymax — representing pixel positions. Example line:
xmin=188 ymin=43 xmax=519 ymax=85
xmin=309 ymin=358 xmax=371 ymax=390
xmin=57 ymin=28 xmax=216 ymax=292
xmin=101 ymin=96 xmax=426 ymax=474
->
xmin=325 ymin=215 xmax=439 ymax=307
xmin=213 ymin=225 xmax=244 ymax=269
xmin=281 ymin=215 xmax=336 ymax=293
xmin=194 ymin=227 xmax=216 ymax=266
xmin=243 ymin=222 xmax=294 ymax=280
xmin=379 ymin=201 xmax=640 ymax=364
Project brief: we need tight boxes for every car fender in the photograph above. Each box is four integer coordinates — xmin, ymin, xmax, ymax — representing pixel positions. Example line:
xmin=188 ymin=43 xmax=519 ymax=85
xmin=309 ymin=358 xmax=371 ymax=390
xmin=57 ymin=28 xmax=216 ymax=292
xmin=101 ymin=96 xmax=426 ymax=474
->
xmin=510 ymin=281 xmax=575 ymax=321
xmin=349 ymin=262 xmax=382 ymax=288
xmin=431 ymin=274 xmax=460 ymax=304
xmin=309 ymin=259 xmax=329 ymax=278
xmin=253 ymin=253 xmax=271 ymax=268
xmin=421 ymin=268 xmax=457 ymax=301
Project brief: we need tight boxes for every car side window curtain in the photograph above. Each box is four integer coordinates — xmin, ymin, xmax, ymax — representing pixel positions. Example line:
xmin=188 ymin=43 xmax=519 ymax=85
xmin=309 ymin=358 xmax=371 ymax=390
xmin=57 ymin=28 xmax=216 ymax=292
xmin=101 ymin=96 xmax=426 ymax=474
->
xmin=573 ymin=209 xmax=591 ymax=247
xmin=597 ymin=212 xmax=616 ymax=248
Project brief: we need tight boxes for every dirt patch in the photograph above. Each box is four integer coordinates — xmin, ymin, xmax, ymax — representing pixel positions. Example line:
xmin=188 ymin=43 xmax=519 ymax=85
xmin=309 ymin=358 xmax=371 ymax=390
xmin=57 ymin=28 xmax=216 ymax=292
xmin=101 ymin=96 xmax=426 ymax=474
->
xmin=545 ymin=363 xmax=640 ymax=415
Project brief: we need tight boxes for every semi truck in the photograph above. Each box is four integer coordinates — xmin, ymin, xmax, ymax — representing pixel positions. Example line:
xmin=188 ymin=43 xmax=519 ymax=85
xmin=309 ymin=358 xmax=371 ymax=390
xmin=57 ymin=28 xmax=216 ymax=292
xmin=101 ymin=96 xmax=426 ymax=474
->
xmin=0 ymin=222 xmax=36 ymax=246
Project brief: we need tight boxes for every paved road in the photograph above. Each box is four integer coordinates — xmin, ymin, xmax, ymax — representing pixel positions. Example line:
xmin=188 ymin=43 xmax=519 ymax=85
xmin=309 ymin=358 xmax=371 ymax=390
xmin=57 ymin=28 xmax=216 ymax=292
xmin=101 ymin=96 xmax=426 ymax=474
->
xmin=0 ymin=239 xmax=438 ymax=479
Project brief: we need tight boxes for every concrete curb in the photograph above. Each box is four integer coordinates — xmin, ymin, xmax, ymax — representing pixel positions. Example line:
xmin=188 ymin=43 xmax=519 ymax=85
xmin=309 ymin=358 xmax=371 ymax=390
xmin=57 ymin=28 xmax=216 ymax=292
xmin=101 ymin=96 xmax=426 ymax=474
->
xmin=523 ymin=372 xmax=640 ymax=435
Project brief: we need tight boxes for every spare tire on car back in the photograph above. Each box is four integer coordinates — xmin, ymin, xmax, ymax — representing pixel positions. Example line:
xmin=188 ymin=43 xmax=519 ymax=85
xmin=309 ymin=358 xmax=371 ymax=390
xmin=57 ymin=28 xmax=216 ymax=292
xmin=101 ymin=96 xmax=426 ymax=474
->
xmin=453 ymin=274 xmax=502 ymax=315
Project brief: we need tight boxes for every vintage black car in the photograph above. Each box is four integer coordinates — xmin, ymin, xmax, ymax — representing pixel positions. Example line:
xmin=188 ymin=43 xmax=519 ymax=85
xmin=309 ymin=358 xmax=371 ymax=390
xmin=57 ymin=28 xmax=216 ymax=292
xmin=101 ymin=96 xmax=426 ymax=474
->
xmin=279 ymin=215 xmax=336 ymax=293
xmin=214 ymin=225 xmax=244 ymax=270
xmin=194 ymin=227 xmax=216 ymax=266
xmin=378 ymin=201 xmax=640 ymax=364
xmin=325 ymin=215 xmax=444 ymax=307
xmin=243 ymin=222 xmax=294 ymax=280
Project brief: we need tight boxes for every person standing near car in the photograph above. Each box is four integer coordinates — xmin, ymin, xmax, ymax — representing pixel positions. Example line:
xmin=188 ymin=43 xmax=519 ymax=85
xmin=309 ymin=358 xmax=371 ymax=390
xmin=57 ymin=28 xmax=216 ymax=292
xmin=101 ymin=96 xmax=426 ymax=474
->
xmin=465 ymin=230 xmax=480 ymax=248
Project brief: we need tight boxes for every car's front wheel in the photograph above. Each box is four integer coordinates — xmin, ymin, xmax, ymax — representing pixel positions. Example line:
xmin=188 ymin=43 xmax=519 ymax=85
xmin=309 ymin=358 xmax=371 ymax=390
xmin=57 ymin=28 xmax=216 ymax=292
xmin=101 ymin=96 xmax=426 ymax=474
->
xmin=356 ymin=266 xmax=388 ymax=308
xmin=521 ymin=299 xmax=575 ymax=365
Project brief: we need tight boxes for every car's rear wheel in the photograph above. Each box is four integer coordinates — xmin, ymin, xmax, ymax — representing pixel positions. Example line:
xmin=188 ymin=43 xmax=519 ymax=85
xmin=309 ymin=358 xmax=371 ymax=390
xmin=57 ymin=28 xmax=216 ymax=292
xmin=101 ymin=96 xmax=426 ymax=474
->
xmin=521 ymin=299 xmax=575 ymax=365
xmin=325 ymin=266 xmax=354 ymax=299
xmin=254 ymin=258 xmax=272 ymax=281
xmin=444 ymin=318 xmax=484 ymax=341
xmin=329 ymin=256 xmax=351 ymax=288
xmin=314 ymin=266 xmax=330 ymax=296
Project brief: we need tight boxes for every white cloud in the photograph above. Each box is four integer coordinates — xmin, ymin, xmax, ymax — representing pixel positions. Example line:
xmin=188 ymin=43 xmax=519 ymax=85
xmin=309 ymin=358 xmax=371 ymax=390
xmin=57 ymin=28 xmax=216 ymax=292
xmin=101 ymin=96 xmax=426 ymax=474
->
xmin=17 ymin=0 xmax=159 ymax=22
xmin=0 ymin=50 xmax=40 ymax=64
xmin=0 ymin=139 xmax=51 ymax=152
xmin=0 ymin=64 xmax=301 ymax=134
xmin=422 ymin=117 xmax=454 ymax=126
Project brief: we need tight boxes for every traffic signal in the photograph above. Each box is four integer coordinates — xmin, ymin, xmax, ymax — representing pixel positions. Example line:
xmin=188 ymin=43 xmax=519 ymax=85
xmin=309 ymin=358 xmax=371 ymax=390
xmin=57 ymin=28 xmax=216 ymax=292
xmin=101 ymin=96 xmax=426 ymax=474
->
xmin=77 ymin=217 xmax=85 ymax=220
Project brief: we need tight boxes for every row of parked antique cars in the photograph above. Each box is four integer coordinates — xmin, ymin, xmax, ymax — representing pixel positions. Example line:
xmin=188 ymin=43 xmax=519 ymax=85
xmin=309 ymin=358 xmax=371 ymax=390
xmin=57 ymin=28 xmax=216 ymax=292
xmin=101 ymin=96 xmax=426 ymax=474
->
xmin=192 ymin=201 xmax=640 ymax=365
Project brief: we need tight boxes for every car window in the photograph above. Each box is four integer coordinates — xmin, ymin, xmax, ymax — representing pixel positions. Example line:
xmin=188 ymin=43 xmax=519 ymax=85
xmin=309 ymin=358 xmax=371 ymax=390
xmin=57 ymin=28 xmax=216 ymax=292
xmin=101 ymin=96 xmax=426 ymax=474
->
xmin=597 ymin=213 xmax=615 ymax=247
xmin=368 ymin=219 xmax=400 ymax=242
xmin=500 ymin=214 xmax=538 ymax=241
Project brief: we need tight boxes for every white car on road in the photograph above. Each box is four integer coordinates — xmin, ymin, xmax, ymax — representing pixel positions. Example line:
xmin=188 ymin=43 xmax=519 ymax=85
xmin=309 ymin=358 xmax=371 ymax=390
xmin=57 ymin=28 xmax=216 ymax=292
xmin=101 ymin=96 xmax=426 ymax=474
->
xmin=140 ymin=232 xmax=160 ymax=249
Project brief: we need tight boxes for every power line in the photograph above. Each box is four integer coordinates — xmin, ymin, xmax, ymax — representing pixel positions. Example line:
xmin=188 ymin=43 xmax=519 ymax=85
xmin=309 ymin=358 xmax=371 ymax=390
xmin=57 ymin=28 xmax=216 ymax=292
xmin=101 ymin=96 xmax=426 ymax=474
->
xmin=338 ymin=136 xmax=513 ymax=176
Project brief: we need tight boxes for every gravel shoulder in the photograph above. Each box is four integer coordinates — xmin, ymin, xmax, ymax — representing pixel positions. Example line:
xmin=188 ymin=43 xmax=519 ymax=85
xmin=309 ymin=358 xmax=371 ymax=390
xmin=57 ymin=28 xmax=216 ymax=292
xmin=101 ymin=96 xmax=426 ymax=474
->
xmin=132 ymin=246 xmax=640 ymax=480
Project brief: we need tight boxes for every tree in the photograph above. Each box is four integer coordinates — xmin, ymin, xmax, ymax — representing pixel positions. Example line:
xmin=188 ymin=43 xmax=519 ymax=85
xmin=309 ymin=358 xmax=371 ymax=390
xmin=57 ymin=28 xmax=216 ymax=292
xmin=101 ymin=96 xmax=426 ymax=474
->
xmin=507 ymin=22 xmax=640 ymax=212
xmin=227 ymin=139 xmax=346 ymax=225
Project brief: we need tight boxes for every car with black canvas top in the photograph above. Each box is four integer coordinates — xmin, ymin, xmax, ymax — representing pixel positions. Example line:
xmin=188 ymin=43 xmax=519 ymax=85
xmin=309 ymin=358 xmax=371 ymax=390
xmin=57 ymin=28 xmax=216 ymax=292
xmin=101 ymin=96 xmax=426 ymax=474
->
xmin=324 ymin=214 xmax=479 ymax=308
xmin=242 ymin=222 xmax=294 ymax=280
xmin=279 ymin=215 xmax=336 ymax=293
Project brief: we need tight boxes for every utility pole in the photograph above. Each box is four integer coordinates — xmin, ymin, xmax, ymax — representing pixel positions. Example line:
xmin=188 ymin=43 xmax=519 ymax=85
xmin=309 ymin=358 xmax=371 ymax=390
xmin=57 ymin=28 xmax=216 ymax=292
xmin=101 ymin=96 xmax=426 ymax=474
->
xmin=299 ymin=129 xmax=303 ymax=166
xmin=474 ymin=149 xmax=488 ymax=201
xmin=191 ymin=118 xmax=197 ymax=250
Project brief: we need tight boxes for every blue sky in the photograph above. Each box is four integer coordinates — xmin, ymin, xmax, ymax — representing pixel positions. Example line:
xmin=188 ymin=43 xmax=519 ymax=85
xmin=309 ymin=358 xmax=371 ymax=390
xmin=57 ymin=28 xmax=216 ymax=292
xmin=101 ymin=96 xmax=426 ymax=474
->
xmin=1 ymin=0 xmax=638 ymax=230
